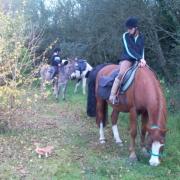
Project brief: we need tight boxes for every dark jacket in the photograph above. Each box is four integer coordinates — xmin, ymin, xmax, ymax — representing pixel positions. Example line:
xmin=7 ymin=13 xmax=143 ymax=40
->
xmin=121 ymin=32 xmax=144 ymax=61
xmin=51 ymin=53 xmax=61 ymax=66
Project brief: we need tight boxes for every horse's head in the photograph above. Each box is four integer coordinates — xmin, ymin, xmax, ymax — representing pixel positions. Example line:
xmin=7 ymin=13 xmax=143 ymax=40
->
xmin=146 ymin=125 xmax=168 ymax=166
xmin=61 ymin=59 xmax=69 ymax=66
xmin=63 ymin=58 xmax=76 ymax=77
xmin=65 ymin=58 xmax=79 ymax=79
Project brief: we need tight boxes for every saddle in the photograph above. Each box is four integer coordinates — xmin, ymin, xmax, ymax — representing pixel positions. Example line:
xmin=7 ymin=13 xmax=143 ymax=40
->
xmin=75 ymin=59 xmax=87 ymax=73
xmin=98 ymin=62 xmax=139 ymax=100
xmin=120 ymin=61 xmax=138 ymax=93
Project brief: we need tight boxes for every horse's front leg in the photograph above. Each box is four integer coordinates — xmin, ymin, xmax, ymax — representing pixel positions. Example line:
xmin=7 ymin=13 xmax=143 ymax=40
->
xmin=129 ymin=108 xmax=138 ymax=161
xmin=54 ymin=81 xmax=60 ymax=100
xmin=111 ymin=110 xmax=123 ymax=145
xmin=82 ymin=77 xmax=86 ymax=95
xmin=62 ymin=83 xmax=67 ymax=100
xmin=74 ymin=79 xmax=80 ymax=94
xmin=40 ymin=78 xmax=46 ymax=93
xmin=141 ymin=112 xmax=149 ymax=156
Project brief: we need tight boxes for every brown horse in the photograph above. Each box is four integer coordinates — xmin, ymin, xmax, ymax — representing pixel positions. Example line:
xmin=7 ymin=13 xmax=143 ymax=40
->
xmin=87 ymin=64 xmax=167 ymax=166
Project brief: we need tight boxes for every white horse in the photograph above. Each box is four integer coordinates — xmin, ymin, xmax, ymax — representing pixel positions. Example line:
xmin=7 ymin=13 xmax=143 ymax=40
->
xmin=70 ymin=60 xmax=93 ymax=95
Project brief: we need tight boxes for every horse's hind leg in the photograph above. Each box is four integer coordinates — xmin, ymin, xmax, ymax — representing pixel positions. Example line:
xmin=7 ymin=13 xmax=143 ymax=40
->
xmin=40 ymin=78 xmax=45 ymax=93
xmin=40 ymin=81 xmax=44 ymax=93
xmin=129 ymin=108 xmax=138 ymax=161
xmin=96 ymin=99 xmax=107 ymax=144
xmin=111 ymin=110 xmax=123 ymax=145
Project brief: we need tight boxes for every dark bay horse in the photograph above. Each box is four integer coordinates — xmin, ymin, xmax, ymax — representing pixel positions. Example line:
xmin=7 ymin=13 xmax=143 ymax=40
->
xmin=87 ymin=64 xmax=167 ymax=166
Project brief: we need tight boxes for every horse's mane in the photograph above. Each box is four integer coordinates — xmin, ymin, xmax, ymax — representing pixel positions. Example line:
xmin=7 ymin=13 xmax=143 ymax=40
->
xmin=144 ymin=66 xmax=167 ymax=128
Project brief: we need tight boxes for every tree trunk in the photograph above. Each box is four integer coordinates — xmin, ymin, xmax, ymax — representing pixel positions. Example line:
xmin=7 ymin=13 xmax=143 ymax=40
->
xmin=154 ymin=29 xmax=171 ymax=81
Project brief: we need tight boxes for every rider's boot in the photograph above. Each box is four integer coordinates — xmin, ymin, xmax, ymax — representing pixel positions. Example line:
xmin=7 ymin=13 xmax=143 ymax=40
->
xmin=109 ymin=77 xmax=121 ymax=104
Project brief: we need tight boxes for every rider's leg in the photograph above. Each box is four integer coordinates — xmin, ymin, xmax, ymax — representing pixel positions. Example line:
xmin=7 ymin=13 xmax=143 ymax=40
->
xmin=52 ymin=66 xmax=58 ymax=90
xmin=52 ymin=66 xmax=58 ymax=79
xmin=109 ymin=60 xmax=132 ymax=104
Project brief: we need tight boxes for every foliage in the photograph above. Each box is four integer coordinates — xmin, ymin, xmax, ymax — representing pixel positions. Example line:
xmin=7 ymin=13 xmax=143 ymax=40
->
xmin=0 ymin=2 xmax=43 ymax=124
xmin=23 ymin=0 xmax=179 ymax=82
xmin=2 ymin=0 xmax=178 ymax=81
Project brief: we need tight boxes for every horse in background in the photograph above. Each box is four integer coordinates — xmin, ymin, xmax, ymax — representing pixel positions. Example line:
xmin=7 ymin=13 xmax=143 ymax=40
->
xmin=53 ymin=59 xmax=76 ymax=100
xmin=87 ymin=63 xmax=167 ymax=166
xmin=70 ymin=59 xmax=93 ymax=95
xmin=40 ymin=59 xmax=69 ymax=98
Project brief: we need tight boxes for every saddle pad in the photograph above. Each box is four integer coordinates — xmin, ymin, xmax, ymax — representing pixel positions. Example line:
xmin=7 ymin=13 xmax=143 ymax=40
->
xmin=97 ymin=62 xmax=138 ymax=99
xmin=97 ymin=69 xmax=119 ymax=100
xmin=76 ymin=59 xmax=87 ymax=72
xmin=120 ymin=61 xmax=138 ymax=93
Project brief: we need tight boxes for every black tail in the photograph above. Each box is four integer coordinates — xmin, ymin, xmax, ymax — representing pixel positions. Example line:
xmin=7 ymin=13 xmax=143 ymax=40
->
xmin=87 ymin=64 xmax=108 ymax=117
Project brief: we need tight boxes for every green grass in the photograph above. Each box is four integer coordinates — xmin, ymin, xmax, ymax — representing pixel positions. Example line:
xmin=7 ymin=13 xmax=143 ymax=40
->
xmin=0 ymin=81 xmax=180 ymax=179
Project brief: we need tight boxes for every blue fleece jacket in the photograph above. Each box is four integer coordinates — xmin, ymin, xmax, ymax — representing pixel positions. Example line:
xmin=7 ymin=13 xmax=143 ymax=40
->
xmin=121 ymin=32 xmax=144 ymax=61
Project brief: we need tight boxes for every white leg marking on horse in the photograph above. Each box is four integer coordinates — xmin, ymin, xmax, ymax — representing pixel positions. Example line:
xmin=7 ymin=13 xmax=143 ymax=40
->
xmin=112 ymin=125 xmax=122 ymax=144
xmin=74 ymin=81 xmax=80 ymax=93
xmin=149 ymin=141 xmax=164 ymax=166
xmin=99 ymin=122 xmax=105 ymax=143
xmin=82 ymin=78 xmax=86 ymax=95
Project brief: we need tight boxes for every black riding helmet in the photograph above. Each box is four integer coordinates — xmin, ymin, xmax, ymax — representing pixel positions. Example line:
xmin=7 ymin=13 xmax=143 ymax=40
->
xmin=125 ymin=17 xmax=138 ymax=29
xmin=53 ymin=47 xmax=61 ymax=53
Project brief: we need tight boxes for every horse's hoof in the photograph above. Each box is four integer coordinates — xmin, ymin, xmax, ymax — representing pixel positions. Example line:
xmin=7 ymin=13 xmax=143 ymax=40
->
xmin=99 ymin=139 xmax=106 ymax=144
xmin=116 ymin=142 xmax=123 ymax=147
xmin=129 ymin=153 xmax=138 ymax=162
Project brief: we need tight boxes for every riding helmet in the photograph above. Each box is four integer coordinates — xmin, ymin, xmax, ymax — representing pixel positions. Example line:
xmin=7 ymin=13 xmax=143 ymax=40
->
xmin=53 ymin=47 xmax=61 ymax=53
xmin=125 ymin=17 xmax=138 ymax=29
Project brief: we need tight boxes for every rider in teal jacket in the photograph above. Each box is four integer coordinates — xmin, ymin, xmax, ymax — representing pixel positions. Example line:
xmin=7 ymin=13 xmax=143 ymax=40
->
xmin=109 ymin=17 xmax=146 ymax=104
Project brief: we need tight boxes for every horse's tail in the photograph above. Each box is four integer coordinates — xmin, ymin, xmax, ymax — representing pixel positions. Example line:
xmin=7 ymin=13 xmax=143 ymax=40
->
xmin=87 ymin=64 xmax=108 ymax=117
